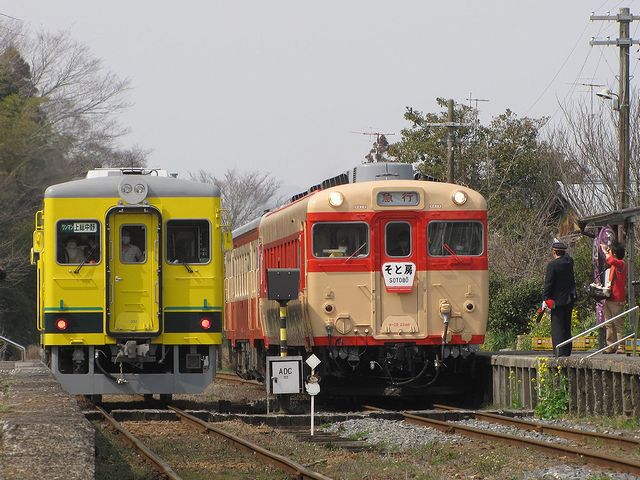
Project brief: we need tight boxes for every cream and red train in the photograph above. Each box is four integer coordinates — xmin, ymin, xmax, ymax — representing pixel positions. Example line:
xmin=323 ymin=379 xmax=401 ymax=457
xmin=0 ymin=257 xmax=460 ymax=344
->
xmin=225 ymin=163 xmax=488 ymax=395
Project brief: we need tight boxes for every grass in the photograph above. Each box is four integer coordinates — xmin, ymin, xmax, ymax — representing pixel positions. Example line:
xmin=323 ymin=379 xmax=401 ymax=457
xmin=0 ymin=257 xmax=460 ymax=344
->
xmin=415 ymin=442 xmax=460 ymax=465
xmin=93 ymin=422 xmax=155 ymax=480
xmin=472 ymin=451 xmax=507 ymax=476
xmin=348 ymin=429 xmax=369 ymax=441
xmin=567 ymin=414 xmax=640 ymax=432
xmin=0 ymin=378 xmax=12 ymax=415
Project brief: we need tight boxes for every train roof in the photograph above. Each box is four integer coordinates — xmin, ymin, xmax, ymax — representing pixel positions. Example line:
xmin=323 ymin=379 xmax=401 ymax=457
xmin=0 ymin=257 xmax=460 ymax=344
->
xmin=232 ymin=216 xmax=262 ymax=239
xmin=44 ymin=171 xmax=220 ymax=199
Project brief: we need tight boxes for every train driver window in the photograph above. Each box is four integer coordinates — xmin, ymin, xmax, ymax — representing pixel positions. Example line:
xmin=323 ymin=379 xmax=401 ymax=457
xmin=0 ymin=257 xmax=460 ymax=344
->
xmin=427 ymin=221 xmax=483 ymax=256
xmin=386 ymin=222 xmax=411 ymax=257
xmin=120 ymin=225 xmax=146 ymax=263
xmin=167 ymin=220 xmax=211 ymax=264
xmin=56 ymin=220 xmax=101 ymax=265
xmin=312 ymin=222 xmax=369 ymax=258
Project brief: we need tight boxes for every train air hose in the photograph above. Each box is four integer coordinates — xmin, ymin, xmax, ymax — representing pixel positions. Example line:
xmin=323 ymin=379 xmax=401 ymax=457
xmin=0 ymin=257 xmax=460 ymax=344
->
xmin=95 ymin=350 xmax=126 ymax=384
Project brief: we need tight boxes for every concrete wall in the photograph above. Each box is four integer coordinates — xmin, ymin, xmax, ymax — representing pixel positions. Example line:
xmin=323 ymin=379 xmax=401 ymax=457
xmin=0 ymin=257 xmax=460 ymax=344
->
xmin=491 ymin=354 xmax=640 ymax=418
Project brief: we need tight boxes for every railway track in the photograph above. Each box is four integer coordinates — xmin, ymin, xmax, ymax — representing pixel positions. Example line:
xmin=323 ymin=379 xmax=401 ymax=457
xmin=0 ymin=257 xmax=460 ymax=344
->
xmin=94 ymin=404 xmax=182 ymax=480
xmin=432 ymin=403 xmax=640 ymax=452
xmin=95 ymin=403 xmax=333 ymax=479
xmin=169 ymin=406 xmax=333 ymax=480
xmin=363 ymin=405 xmax=640 ymax=476
xmin=216 ymin=371 xmax=263 ymax=386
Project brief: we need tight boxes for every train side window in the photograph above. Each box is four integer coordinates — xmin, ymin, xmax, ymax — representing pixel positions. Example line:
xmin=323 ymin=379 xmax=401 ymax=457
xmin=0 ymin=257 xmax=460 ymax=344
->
xmin=120 ymin=225 xmax=146 ymax=263
xmin=56 ymin=220 xmax=101 ymax=265
xmin=386 ymin=222 xmax=411 ymax=257
xmin=427 ymin=221 xmax=484 ymax=256
xmin=312 ymin=222 xmax=369 ymax=258
xmin=167 ymin=220 xmax=211 ymax=264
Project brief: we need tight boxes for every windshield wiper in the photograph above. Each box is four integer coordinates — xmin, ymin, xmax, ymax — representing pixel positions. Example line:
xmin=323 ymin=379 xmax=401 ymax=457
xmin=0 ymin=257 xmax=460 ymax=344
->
xmin=181 ymin=261 xmax=194 ymax=273
xmin=442 ymin=243 xmax=462 ymax=263
xmin=344 ymin=243 xmax=367 ymax=262
xmin=74 ymin=245 xmax=97 ymax=274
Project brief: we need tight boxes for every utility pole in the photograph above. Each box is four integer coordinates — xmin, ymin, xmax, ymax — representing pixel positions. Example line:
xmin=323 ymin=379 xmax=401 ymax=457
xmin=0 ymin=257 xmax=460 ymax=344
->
xmin=591 ymin=7 xmax=640 ymax=240
xmin=423 ymin=99 xmax=472 ymax=183
xmin=591 ymin=7 xmax=640 ymax=352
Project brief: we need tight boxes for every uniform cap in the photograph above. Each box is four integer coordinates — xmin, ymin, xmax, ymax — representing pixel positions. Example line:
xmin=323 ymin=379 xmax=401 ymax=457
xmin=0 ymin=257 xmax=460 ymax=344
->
xmin=552 ymin=241 xmax=568 ymax=251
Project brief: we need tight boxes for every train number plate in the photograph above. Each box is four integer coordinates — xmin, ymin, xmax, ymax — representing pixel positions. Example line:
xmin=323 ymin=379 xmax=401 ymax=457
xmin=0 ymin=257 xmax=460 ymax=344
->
xmin=382 ymin=262 xmax=416 ymax=292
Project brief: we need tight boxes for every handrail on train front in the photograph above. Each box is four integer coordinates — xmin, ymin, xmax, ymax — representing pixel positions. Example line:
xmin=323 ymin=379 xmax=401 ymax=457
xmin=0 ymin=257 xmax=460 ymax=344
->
xmin=556 ymin=305 xmax=639 ymax=358
xmin=0 ymin=334 xmax=26 ymax=361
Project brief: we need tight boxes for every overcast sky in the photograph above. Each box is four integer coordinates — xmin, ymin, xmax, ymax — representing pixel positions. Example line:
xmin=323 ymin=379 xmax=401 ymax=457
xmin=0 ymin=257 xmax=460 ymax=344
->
xmin=2 ymin=1 xmax=637 ymax=189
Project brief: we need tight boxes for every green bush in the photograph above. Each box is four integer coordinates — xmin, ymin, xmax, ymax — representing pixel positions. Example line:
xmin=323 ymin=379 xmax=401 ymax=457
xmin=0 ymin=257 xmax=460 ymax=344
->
xmin=488 ymin=271 xmax=542 ymax=343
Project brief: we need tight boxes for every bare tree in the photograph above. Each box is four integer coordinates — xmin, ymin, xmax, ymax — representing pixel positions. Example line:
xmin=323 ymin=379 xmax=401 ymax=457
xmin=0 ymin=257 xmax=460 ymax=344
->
xmin=550 ymin=92 xmax=640 ymax=217
xmin=24 ymin=28 xmax=131 ymax=146
xmin=191 ymin=169 xmax=282 ymax=230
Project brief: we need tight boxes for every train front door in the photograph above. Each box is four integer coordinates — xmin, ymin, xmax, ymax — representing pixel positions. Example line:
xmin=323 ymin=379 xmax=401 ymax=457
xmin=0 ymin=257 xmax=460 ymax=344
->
xmin=108 ymin=211 xmax=161 ymax=336
xmin=374 ymin=218 xmax=422 ymax=338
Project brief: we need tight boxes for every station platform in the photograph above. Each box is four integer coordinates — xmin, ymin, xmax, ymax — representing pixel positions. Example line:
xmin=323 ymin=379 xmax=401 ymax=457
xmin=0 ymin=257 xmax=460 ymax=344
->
xmin=0 ymin=361 xmax=94 ymax=480
xmin=490 ymin=352 xmax=640 ymax=418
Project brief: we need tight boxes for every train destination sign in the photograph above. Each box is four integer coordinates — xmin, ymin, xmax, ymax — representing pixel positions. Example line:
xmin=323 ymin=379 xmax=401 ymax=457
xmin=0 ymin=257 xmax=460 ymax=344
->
xmin=382 ymin=262 xmax=416 ymax=292
xmin=376 ymin=191 xmax=420 ymax=206
xmin=59 ymin=221 xmax=98 ymax=234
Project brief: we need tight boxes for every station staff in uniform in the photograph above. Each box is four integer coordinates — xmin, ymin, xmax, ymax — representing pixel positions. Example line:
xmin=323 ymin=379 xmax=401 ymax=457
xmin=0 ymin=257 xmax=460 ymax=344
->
xmin=543 ymin=241 xmax=577 ymax=357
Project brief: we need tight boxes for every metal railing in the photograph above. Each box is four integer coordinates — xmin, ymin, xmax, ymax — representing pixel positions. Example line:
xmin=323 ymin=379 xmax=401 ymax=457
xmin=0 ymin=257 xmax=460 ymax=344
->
xmin=0 ymin=334 xmax=26 ymax=361
xmin=556 ymin=305 xmax=638 ymax=359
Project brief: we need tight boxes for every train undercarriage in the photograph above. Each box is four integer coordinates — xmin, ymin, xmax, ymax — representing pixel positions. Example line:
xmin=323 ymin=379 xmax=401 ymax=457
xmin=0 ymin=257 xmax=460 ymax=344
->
xmin=228 ymin=340 xmax=483 ymax=399
xmin=45 ymin=343 xmax=216 ymax=396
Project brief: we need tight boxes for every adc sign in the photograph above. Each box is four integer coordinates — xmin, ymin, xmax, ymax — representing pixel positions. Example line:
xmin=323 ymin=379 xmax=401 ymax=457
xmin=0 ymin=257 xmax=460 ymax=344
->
xmin=266 ymin=356 xmax=303 ymax=395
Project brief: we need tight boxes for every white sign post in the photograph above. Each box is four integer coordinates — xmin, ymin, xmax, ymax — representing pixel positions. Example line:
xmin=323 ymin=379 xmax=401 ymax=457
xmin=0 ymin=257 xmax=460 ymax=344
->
xmin=305 ymin=354 xmax=322 ymax=436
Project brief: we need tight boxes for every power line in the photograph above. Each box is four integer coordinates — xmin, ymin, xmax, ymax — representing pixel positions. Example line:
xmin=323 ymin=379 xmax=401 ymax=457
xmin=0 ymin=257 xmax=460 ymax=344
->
xmin=0 ymin=12 xmax=22 ymax=22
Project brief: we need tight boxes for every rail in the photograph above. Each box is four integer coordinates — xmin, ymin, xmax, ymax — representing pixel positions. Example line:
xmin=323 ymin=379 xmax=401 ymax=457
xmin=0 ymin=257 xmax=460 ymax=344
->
xmin=0 ymin=335 xmax=26 ymax=361
xmin=556 ymin=305 xmax=639 ymax=357
xmin=364 ymin=406 xmax=640 ymax=476
xmin=169 ymin=406 xmax=333 ymax=480
xmin=432 ymin=404 xmax=640 ymax=451
xmin=95 ymin=405 xmax=183 ymax=480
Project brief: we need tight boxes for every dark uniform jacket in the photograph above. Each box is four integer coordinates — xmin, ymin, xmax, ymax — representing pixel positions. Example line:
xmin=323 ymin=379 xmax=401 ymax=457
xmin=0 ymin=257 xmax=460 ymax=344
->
xmin=543 ymin=255 xmax=577 ymax=306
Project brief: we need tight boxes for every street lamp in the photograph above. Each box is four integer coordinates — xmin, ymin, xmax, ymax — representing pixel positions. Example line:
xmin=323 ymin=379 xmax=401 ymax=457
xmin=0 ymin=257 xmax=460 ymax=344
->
xmin=596 ymin=87 xmax=620 ymax=110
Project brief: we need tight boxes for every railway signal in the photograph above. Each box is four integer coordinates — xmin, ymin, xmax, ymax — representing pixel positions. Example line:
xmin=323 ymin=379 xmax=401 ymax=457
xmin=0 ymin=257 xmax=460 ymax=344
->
xmin=305 ymin=354 xmax=322 ymax=436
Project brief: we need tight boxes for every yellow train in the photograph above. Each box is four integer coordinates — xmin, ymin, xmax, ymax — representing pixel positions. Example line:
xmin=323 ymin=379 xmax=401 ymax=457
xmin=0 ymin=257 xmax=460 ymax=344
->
xmin=32 ymin=168 xmax=227 ymax=398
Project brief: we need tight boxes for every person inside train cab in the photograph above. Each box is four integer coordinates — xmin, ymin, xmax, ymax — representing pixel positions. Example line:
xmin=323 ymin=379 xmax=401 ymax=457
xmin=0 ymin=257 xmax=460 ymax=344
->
xmin=336 ymin=236 xmax=350 ymax=256
xmin=64 ymin=237 xmax=85 ymax=264
xmin=388 ymin=230 xmax=410 ymax=257
xmin=79 ymin=234 xmax=99 ymax=263
xmin=121 ymin=229 xmax=144 ymax=263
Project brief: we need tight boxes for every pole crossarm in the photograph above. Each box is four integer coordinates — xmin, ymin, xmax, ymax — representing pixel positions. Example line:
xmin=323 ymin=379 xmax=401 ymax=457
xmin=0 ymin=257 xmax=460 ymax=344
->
xmin=590 ymin=39 xmax=640 ymax=46
xmin=590 ymin=14 xmax=640 ymax=21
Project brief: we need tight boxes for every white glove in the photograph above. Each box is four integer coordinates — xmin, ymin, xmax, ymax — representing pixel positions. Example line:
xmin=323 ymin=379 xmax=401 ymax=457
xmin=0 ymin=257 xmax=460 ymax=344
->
xmin=541 ymin=301 xmax=549 ymax=311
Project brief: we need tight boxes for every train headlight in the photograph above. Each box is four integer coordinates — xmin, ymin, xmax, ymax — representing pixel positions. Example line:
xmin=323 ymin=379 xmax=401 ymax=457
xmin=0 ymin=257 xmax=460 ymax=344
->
xmin=118 ymin=177 xmax=148 ymax=205
xmin=55 ymin=318 xmax=68 ymax=331
xmin=328 ymin=191 xmax=344 ymax=207
xmin=452 ymin=190 xmax=468 ymax=205
xmin=200 ymin=318 xmax=212 ymax=330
